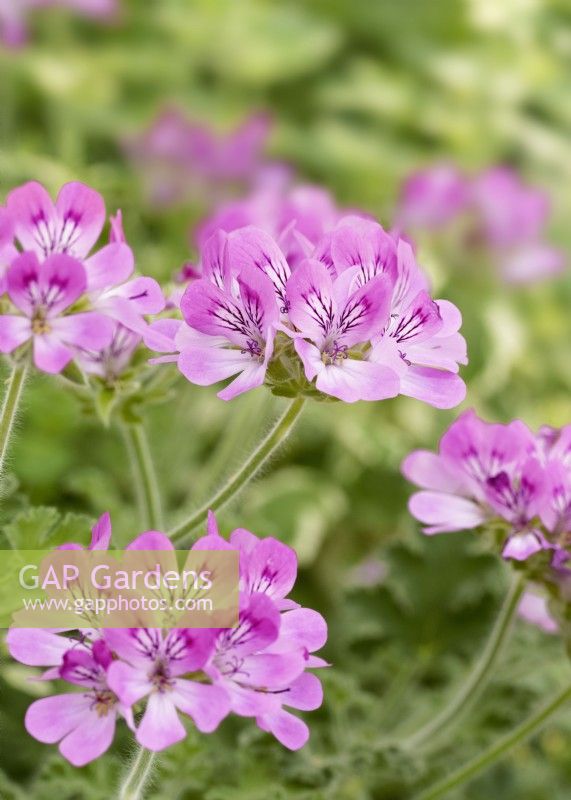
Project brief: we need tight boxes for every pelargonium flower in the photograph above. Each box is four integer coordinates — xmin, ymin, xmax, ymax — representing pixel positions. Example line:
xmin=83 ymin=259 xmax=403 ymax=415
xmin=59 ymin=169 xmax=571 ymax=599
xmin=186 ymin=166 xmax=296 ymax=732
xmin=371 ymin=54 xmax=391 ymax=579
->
xmin=106 ymin=628 xmax=230 ymax=750
xmin=192 ymin=513 xmax=327 ymax=749
xmin=149 ymin=216 xmax=466 ymax=408
xmin=25 ymin=640 xmax=133 ymax=767
xmin=7 ymin=511 xmax=327 ymax=761
xmin=0 ymin=251 xmax=113 ymax=372
xmin=0 ymin=205 xmax=17 ymax=294
xmin=396 ymin=163 xmax=469 ymax=230
xmin=402 ymin=410 xmax=571 ymax=562
xmin=470 ymin=167 xmax=565 ymax=283
xmin=125 ymin=107 xmax=274 ymax=207
xmin=0 ymin=0 xmax=117 ymax=48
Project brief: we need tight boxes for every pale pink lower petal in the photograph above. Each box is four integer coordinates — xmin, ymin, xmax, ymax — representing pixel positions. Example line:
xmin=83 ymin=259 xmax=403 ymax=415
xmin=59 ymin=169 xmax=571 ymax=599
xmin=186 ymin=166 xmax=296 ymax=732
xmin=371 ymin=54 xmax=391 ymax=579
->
xmin=400 ymin=366 xmax=466 ymax=409
xmin=294 ymin=338 xmax=323 ymax=382
xmin=137 ymin=692 xmax=187 ymax=751
xmin=113 ymin=277 xmax=166 ymax=314
xmin=218 ymin=362 xmax=266 ymax=400
xmin=257 ymin=708 xmax=309 ymax=750
xmin=59 ymin=710 xmax=116 ymax=766
xmin=239 ymin=652 xmax=306 ymax=689
xmin=408 ymin=491 xmax=486 ymax=534
xmin=285 ymin=673 xmax=323 ymax=711
xmin=25 ymin=693 xmax=91 ymax=743
xmin=316 ymin=360 xmax=399 ymax=403
xmin=178 ymin=345 xmax=251 ymax=388
xmin=171 ymin=680 xmax=230 ymax=733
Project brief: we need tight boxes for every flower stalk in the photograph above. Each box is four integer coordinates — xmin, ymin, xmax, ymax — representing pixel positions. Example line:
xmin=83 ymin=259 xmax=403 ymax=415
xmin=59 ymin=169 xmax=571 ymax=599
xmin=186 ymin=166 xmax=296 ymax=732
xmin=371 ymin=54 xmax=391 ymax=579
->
xmin=414 ymin=682 xmax=571 ymax=800
xmin=170 ymin=396 xmax=305 ymax=545
xmin=122 ymin=422 xmax=164 ymax=530
xmin=118 ymin=747 xmax=156 ymax=800
xmin=0 ymin=361 xmax=28 ymax=487
xmin=406 ymin=574 xmax=526 ymax=751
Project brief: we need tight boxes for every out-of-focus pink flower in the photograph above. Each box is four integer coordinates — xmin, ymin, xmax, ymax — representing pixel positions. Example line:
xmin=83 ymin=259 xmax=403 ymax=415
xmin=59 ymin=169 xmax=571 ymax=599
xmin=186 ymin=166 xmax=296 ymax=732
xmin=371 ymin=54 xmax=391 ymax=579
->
xmin=0 ymin=0 xmax=117 ymax=48
xmin=125 ymin=107 xmax=274 ymax=207
xmin=397 ymin=163 xmax=469 ymax=230
xmin=518 ymin=590 xmax=558 ymax=634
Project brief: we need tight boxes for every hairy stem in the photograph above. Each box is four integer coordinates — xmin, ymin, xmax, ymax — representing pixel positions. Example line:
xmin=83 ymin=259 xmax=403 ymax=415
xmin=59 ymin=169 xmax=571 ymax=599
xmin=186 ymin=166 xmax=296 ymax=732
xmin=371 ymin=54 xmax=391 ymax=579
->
xmin=406 ymin=574 xmax=526 ymax=751
xmin=170 ymin=396 xmax=306 ymax=545
xmin=0 ymin=362 xmax=28 ymax=488
xmin=414 ymin=683 xmax=571 ymax=800
xmin=118 ymin=747 xmax=156 ymax=800
xmin=122 ymin=422 xmax=164 ymax=530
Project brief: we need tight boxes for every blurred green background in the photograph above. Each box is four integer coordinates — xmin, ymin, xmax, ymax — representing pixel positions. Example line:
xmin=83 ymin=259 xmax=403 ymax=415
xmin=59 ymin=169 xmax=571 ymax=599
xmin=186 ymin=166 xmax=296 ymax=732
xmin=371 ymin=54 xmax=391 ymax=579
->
xmin=1 ymin=1 xmax=571 ymax=798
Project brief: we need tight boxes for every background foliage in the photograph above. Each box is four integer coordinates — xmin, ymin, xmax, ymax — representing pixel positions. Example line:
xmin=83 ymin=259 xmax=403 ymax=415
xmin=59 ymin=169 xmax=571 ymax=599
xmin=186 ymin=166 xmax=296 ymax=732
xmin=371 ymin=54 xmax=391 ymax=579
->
xmin=1 ymin=0 xmax=571 ymax=797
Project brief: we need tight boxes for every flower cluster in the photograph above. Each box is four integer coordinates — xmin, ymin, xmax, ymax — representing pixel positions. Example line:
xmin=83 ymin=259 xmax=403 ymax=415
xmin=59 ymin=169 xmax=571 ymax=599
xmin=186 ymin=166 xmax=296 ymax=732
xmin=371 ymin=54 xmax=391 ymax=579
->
xmin=150 ymin=215 xmax=467 ymax=407
xmin=397 ymin=164 xmax=564 ymax=283
xmin=6 ymin=511 xmax=327 ymax=765
xmin=402 ymin=409 xmax=571 ymax=564
xmin=0 ymin=181 xmax=164 ymax=376
xmin=124 ymin=107 xmax=276 ymax=207
xmin=0 ymin=0 xmax=117 ymax=48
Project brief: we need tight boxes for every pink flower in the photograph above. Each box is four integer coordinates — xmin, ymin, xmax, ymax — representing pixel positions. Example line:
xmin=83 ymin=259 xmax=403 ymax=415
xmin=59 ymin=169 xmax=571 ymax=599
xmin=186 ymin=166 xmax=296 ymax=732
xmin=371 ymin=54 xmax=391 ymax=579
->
xmin=125 ymin=107 xmax=274 ymax=207
xmin=5 ymin=181 xmax=165 ymax=334
xmin=106 ymin=628 xmax=230 ymax=750
xmin=149 ymin=217 xmax=466 ymax=407
xmin=193 ymin=513 xmax=327 ymax=750
xmin=25 ymin=640 xmax=132 ymax=767
xmin=402 ymin=410 xmax=566 ymax=561
xmin=470 ymin=167 xmax=565 ymax=283
xmin=518 ymin=590 xmax=558 ymax=634
xmin=397 ymin=163 xmax=469 ymax=229
xmin=285 ymin=258 xmax=400 ymax=403
xmin=0 ymin=251 xmax=113 ymax=373
xmin=0 ymin=205 xmax=18 ymax=294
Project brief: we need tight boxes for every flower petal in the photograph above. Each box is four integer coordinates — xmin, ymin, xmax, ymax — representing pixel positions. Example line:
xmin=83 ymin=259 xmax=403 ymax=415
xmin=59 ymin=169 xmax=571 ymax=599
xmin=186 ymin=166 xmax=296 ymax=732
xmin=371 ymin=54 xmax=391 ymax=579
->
xmin=55 ymin=182 xmax=106 ymax=258
xmin=171 ymin=679 xmax=230 ymax=733
xmin=0 ymin=314 xmax=30 ymax=353
xmin=84 ymin=243 xmax=134 ymax=291
xmin=408 ymin=490 xmax=486 ymax=534
xmin=136 ymin=692 xmax=187 ymax=751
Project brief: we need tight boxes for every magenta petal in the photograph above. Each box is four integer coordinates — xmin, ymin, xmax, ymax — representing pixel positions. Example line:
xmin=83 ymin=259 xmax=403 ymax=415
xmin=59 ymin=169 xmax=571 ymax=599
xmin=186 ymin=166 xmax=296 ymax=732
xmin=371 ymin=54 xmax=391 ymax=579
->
xmin=171 ymin=679 xmax=230 ymax=733
xmin=242 ymin=537 xmax=297 ymax=601
xmin=239 ymin=652 xmax=306 ymax=689
xmin=90 ymin=512 xmax=112 ymax=550
xmin=0 ymin=315 xmax=30 ymax=353
xmin=127 ymin=531 xmax=174 ymax=551
xmin=40 ymin=254 xmax=88 ymax=314
xmin=136 ymin=692 xmax=186 ymax=751
xmin=502 ymin=530 xmax=549 ymax=562
xmin=55 ymin=182 xmax=106 ymax=258
xmin=331 ymin=217 xmax=397 ymax=284
xmin=59 ymin=710 xmax=116 ymax=767
xmin=271 ymin=608 xmax=328 ymax=654
xmin=84 ymin=243 xmax=134 ymax=290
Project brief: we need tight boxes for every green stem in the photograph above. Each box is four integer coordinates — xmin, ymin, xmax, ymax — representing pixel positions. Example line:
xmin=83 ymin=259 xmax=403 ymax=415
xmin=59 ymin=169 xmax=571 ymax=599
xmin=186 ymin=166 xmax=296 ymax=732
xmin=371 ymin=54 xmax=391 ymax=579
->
xmin=122 ymin=422 xmax=164 ymax=530
xmin=405 ymin=574 xmax=526 ymax=751
xmin=118 ymin=747 xmax=156 ymax=800
xmin=414 ymin=682 xmax=571 ymax=800
xmin=0 ymin=362 xmax=28 ymax=488
xmin=170 ymin=396 xmax=306 ymax=545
